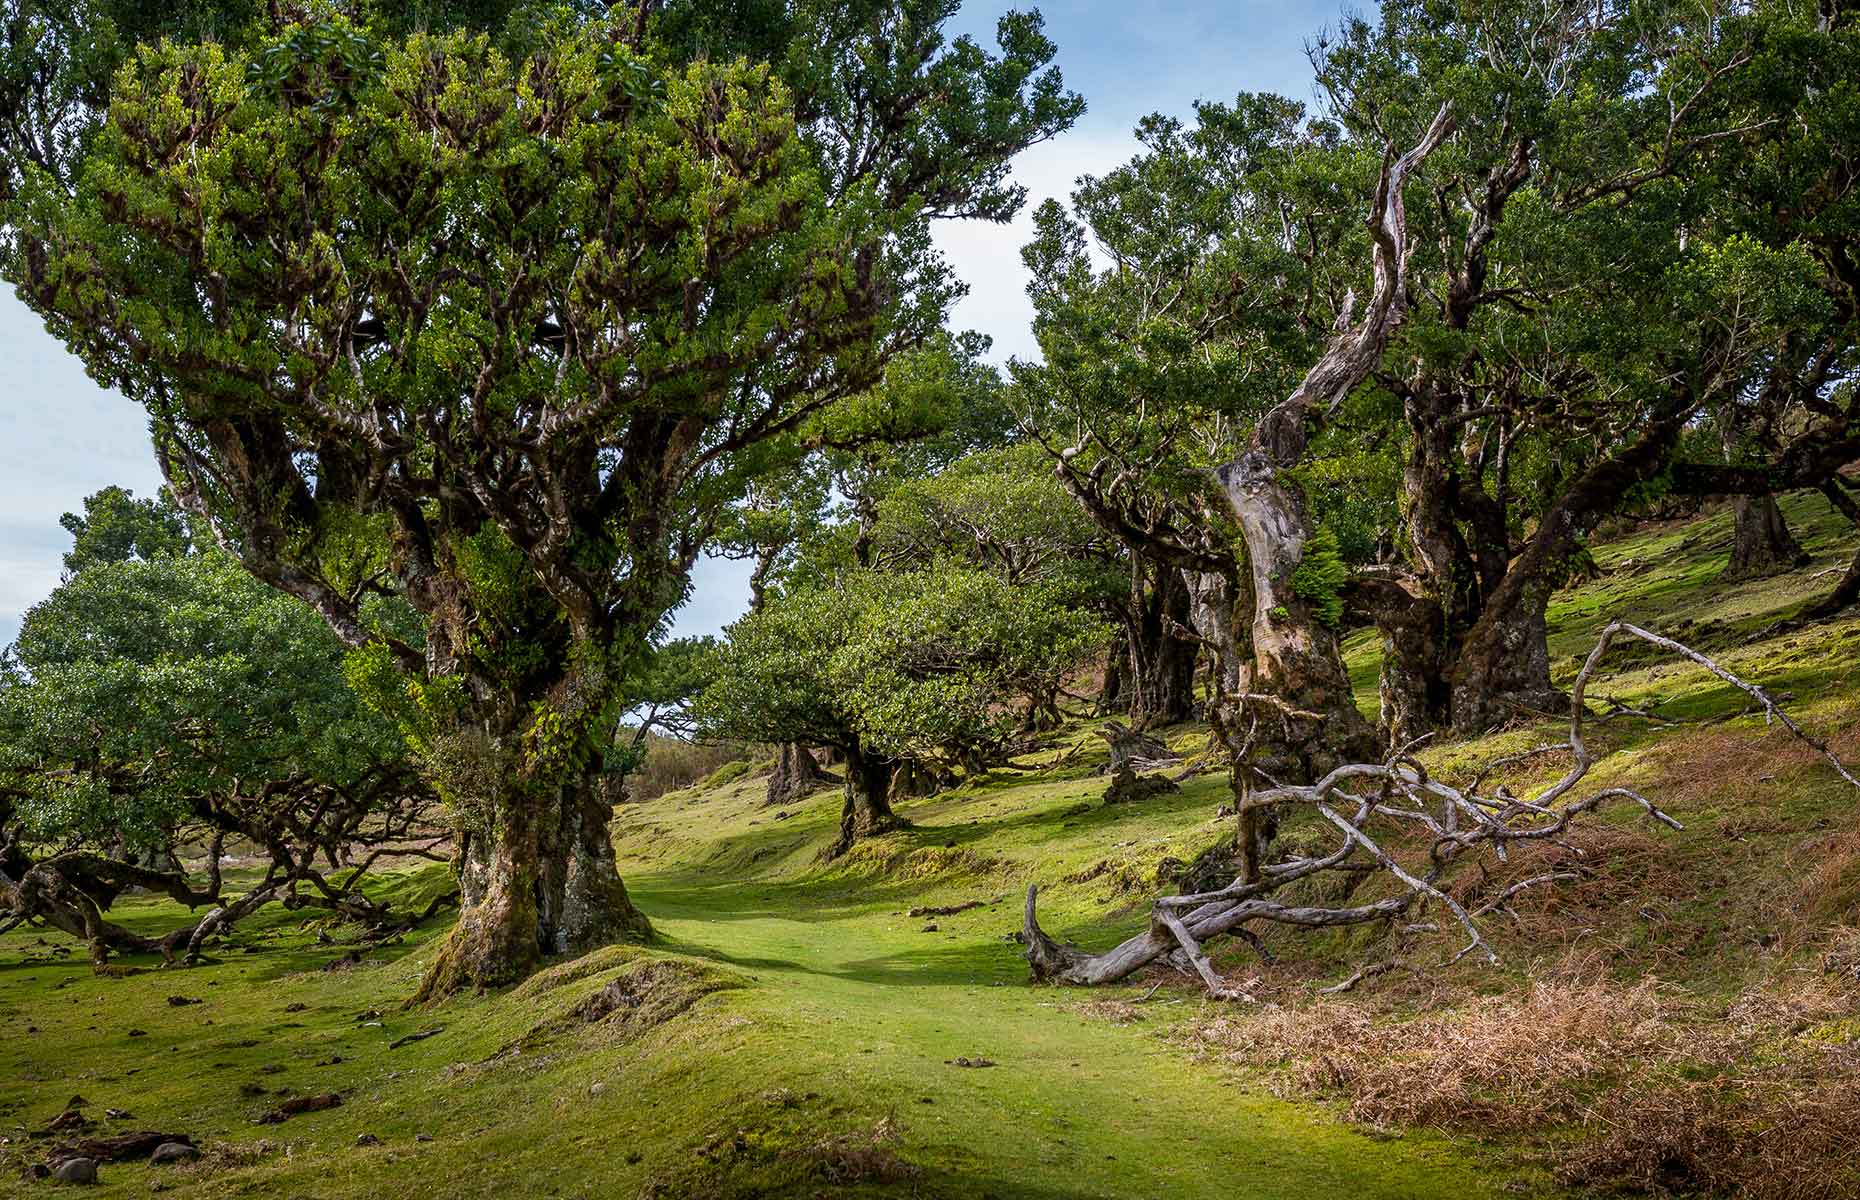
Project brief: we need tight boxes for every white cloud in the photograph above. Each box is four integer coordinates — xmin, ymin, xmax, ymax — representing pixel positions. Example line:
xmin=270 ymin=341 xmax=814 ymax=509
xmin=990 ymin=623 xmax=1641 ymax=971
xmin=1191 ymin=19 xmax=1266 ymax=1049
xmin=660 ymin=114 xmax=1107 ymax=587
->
xmin=933 ymin=131 xmax=1137 ymax=365
xmin=0 ymin=291 xmax=164 ymax=647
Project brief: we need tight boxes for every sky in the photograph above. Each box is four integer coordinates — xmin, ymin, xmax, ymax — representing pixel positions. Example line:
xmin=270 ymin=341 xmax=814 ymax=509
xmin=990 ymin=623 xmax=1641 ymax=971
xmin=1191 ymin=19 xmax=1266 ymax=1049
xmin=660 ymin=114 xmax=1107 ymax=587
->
xmin=0 ymin=0 xmax=1346 ymax=649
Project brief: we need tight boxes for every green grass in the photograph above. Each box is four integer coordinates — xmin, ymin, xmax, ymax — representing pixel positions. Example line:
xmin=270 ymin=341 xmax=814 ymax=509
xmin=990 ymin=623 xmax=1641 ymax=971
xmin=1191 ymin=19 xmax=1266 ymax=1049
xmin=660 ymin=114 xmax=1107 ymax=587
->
xmin=5 ymin=493 xmax=1858 ymax=1198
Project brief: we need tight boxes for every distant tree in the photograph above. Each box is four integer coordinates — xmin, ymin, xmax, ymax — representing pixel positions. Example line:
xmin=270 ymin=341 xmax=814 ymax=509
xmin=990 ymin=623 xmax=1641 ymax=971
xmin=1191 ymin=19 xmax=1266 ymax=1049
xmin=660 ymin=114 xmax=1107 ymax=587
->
xmin=695 ymin=569 xmax=1104 ymax=856
xmin=0 ymin=548 xmax=439 ymax=967
xmin=6 ymin=4 xmax=1080 ymax=997
xmin=57 ymin=485 xmax=190 ymax=575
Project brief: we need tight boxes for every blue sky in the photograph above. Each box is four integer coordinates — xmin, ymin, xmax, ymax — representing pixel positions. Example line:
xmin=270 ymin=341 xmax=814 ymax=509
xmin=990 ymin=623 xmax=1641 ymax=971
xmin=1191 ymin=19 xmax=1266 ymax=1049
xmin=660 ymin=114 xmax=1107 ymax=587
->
xmin=0 ymin=0 xmax=1346 ymax=647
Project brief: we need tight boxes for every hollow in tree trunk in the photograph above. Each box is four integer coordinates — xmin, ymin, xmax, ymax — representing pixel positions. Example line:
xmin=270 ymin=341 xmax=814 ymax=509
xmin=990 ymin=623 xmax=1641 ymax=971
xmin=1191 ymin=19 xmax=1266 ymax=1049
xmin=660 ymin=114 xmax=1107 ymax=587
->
xmin=824 ymin=739 xmax=908 ymax=860
xmin=1722 ymin=494 xmax=1809 ymax=580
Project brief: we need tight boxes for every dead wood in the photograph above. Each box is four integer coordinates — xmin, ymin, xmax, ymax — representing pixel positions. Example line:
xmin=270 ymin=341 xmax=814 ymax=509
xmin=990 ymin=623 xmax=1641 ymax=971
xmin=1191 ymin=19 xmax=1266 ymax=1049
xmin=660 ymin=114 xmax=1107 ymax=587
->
xmin=257 ymin=1094 xmax=342 ymax=1124
xmin=47 ymin=1132 xmax=195 ymax=1163
xmin=1025 ymin=621 xmax=1860 ymax=996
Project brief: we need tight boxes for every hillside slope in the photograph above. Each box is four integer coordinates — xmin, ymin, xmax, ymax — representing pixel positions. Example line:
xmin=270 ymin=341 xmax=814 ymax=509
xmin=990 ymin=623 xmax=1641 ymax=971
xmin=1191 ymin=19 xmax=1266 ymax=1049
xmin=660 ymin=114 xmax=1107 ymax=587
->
xmin=3 ymin=495 xmax=1858 ymax=1199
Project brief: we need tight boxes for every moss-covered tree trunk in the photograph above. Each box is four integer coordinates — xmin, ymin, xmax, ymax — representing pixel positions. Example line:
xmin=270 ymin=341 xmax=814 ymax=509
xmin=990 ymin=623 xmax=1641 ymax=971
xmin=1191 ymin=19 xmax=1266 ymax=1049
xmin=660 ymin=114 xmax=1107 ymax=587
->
xmin=410 ymin=656 xmax=653 ymax=1004
xmin=414 ymin=769 xmax=650 ymax=1003
xmin=1217 ymin=456 xmax=1377 ymax=778
xmin=766 ymin=743 xmax=832 ymax=808
xmin=825 ymin=739 xmax=907 ymax=860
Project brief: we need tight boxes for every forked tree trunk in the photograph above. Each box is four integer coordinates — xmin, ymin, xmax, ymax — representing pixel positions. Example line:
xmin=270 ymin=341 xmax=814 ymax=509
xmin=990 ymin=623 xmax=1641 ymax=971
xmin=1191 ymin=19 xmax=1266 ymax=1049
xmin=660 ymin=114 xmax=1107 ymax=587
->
xmin=1452 ymin=409 xmax=1690 ymax=732
xmin=1722 ymin=494 xmax=1809 ymax=580
xmin=1125 ymin=557 xmax=1198 ymax=728
xmin=1215 ymin=106 xmax=1455 ymax=776
xmin=824 ymin=740 xmax=907 ymax=860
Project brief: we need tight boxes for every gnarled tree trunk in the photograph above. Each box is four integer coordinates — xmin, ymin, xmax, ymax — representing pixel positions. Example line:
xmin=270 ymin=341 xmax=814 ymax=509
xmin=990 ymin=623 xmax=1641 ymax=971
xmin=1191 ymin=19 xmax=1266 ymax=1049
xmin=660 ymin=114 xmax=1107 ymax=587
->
xmin=824 ymin=739 xmax=907 ymax=860
xmin=1807 ymin=479 xmax=1860 ymax=617
xmin=1216 ymin=105 xmax=1455 ymax=777
xmin=1123 ymin=555 xmax=1198 ymax=728
xmin=1722 ymin=494 xmax=1808 ymax=580
xmin=412 ymin=651 xmax=653 ymax=1003
xmin=1345 ymin=576 xmax=1449 ymax=749
xmin=1452 ymin=409 xmax=1690 ymax=732
xmin=415 ymin=768 xmax=650 ymax=1003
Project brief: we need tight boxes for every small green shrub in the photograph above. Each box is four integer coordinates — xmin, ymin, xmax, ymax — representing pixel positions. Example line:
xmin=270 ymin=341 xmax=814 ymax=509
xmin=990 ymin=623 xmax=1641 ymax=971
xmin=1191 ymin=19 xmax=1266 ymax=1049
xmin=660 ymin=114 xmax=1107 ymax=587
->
xmin=1290 ymin=527 xmax=1347 ymax=628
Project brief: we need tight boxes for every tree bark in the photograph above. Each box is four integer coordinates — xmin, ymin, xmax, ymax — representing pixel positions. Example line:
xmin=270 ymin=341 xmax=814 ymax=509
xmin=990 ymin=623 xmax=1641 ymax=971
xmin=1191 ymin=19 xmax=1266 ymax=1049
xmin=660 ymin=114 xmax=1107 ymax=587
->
xmin=1214 ymin=106 xmax=1453 ymax=777
xmin=765 ymin=743 xmax=832 ymax=808
xmin=1451 ymin=409 xmax=1690 ymax=732
xmin=1805 ymin=480 xmax=1860 ymax=617
xmin=1184 ymin=567 xmax=1245 ymax=696
xmin=1123 ymin=555 xmax=1198 ymax=728
xmin=1344 ymin=576 xmax=1450 ymax=748
xmin=411 ymin=650 xmax=654 ymax=1003
xmin=1218 ymin=459 xmax=1378 ymax=777
xmin=824 ymin=739 xmax=907 ymax=860
xmin=1097 ymin=643 xmax=1126 ymax=716
xmin=413 ymin=771 xmax=650 ymax=1003
xmin=1722 ymin=494 xmax=1809 ymax=580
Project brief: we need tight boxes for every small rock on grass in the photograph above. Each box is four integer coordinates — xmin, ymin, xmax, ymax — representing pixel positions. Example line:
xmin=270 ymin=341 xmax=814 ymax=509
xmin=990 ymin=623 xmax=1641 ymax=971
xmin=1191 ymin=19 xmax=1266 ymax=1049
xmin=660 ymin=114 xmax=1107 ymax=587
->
xmin=51 ymin=1157 xmax=98 ymax=1184
xmin=149 ymin=1143 xmax=198 ymax=1166
xmin=355 ymin=1134 xmax=380 ymax=1147
xmin=947 ymin=1056 xmax=996 ymax=1068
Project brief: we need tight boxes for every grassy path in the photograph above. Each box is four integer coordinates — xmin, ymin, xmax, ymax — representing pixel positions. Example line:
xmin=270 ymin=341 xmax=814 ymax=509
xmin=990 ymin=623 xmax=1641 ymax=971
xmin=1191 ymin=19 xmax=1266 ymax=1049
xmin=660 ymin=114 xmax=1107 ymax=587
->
xmin=622 ymin=866 xmax=1506 ymax=1199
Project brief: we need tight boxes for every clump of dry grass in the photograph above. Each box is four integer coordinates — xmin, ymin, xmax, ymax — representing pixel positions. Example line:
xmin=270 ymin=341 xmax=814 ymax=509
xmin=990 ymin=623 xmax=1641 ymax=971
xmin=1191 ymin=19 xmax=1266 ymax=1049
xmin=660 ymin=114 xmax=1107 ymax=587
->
xmin=1190 ymin=972 xmax=1860 ymax=1199
xmin=1194 ymin=979 xmax=1682 ymax=1130
xmin=1558 ymin=1070 xmax=1860 ymax=1200
xmin=791 ymin=1115 xmax=918 ymax=1187
xmin=1790 ymin=828 xmax=1860 ymax=925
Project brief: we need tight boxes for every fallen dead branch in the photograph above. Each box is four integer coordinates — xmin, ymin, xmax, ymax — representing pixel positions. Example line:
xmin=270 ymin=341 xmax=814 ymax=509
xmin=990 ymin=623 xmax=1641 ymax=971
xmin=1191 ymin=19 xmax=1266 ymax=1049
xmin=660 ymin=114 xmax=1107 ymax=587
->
xmin=1025 ymin=621 xmax=1860 ymax=994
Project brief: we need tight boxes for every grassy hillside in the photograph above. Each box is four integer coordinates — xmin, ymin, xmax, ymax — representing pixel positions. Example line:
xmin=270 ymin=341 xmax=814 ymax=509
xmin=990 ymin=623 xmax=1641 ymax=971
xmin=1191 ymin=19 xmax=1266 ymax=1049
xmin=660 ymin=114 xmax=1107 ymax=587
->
xmin=4 ymin=495 xmax=1858 ymax=1199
